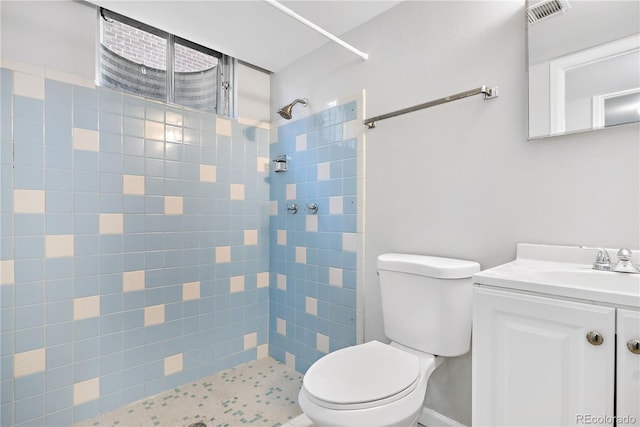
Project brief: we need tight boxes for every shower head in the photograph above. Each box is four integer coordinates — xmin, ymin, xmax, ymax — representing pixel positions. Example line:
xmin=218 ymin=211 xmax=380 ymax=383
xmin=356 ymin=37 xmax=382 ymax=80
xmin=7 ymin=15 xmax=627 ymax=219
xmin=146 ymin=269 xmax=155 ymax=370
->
xmin=277 ymin=98 xmax=308 ymax=120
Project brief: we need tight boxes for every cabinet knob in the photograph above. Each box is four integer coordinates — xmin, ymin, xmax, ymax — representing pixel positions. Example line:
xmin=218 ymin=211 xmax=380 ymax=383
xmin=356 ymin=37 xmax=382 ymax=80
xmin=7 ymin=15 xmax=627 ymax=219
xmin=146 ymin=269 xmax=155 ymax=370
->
xmin=628 ymin=339 xmax=640 ymax=354
xmin=586 ymin=331 xmax=604 ymax=346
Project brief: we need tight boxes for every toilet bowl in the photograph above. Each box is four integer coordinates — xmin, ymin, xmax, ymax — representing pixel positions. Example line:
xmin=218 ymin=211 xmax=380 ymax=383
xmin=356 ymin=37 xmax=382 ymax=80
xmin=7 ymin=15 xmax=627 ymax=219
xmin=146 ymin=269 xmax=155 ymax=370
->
xmin=297 ymin=253 xmax=480 ymax=427
xmin=298 ymin=340 xmax=444 ymax=427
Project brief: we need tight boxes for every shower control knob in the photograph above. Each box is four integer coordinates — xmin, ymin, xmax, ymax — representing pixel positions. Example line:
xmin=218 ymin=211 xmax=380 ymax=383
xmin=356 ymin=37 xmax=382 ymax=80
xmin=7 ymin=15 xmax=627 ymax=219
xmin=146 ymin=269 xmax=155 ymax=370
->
xmin=287 ymin=204 xmax=298 ymax=214
xmin=306 ymin=203 xmax=318 ymax=214
xmin=586 ymin=331 xmax=604 ymax=346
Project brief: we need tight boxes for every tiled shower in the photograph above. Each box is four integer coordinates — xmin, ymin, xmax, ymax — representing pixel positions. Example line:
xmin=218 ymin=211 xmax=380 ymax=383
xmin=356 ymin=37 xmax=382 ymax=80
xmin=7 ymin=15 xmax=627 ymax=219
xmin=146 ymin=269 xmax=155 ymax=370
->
xmin=0 ymin=66 xmax=361 ymax=426
xmin=268 ymin=101 xmax=359 ymax=373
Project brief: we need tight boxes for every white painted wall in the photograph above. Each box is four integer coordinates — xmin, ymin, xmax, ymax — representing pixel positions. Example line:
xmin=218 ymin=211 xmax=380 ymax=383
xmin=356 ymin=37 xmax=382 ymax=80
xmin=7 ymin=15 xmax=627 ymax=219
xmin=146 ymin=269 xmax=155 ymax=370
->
xmin=528 ymin=0 xmax=639 ymax=65
xmin=271 ymin=1 xmax=640 ymax=424
xmin=236 ymin=64 xmax=271 ymax=125
xmin=0 ymin=0 xmax=270 ymax=123
xmin=0 ymin=0 xmax=97 ymax=80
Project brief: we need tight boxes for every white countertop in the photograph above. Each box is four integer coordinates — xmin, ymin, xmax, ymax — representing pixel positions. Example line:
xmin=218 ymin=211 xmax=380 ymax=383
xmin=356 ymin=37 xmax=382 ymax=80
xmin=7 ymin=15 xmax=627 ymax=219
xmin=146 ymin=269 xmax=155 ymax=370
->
xmin=473 ymin=243 xmax=640 ymax=308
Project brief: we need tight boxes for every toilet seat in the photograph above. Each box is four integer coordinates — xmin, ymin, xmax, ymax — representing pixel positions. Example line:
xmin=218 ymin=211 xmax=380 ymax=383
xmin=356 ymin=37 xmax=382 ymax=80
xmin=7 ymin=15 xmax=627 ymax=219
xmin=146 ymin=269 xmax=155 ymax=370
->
xmin=302 ymin=341 xmax=420 ymax=410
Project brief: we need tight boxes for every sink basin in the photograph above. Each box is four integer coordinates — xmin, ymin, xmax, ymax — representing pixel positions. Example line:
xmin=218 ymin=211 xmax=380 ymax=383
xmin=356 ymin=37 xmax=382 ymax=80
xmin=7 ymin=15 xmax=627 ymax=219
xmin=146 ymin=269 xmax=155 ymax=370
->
xmin=537 ymin=268 xmax=640 ymax=288
xmin=473 ymin=244 xmax=640 ymax=307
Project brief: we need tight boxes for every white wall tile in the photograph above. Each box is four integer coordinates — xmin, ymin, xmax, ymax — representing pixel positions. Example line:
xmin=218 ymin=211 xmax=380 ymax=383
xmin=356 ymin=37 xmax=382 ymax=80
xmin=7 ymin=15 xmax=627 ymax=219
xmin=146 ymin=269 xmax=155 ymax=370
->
xmin=230 ymin=184 xmax=245 ymax=200
xmin=285 ymin=184 xmax=296 ymax=200
xmin=182 ymin=281 xmax=200 ymax=301
xmin=244 ymin=229 xmax=258 ymax=245
xmin=72 ymin=128 xmax=99 ymax=152
xmin=230 ymin=275 xmax=245 ymax=293
xmin=244 ymin=332 xmax=257 ymax=350
xmin=316 ymin=333 xmax=329 ymax=353
xmin=277 ymin=230 xmax=287 ymax=245
xmin=342 ymin=233 xmax=357 ymax=252
xmin=14 ymin=348 xmax=45 ymax=377
xmin=216 ymin=246 xmax=231 ymax=263
xmin=200 ymin=165 xmax=217 ymax=183
xmin=13 ymin=71 xmax=44 ymax=100
xmin=122 ymin=175 xmax=145 ymax=195
xmin=277 ymin=318 xmax=286 ymax=335
xmin=1 ymin=260 xmax=15 ymax=285
xmin=329 ymin=267 xmax=343 ymax=287
xmin=285 ymin=352 xmax=295 ymax=370
xmin=73 ymin=377 xmax=100 ymax=405
xmin=216 ymin=118 xmax=232 ymax=136
xmin=164 ymin=196 xmax=183 ymax=215
xmin=14 ymin=189 xmax=45 ymax=213
xmin=277 ymin=274 xmax=286 ymax=290
xmin=164 ymin=353 xmax=183 ymax=376
xmin=123 ymin=270 xmax=145 ymax=292
xmin=306 ymin=215 xmax=318 ymax=232
xmin=99 ymin=213 xmax=124 ymax=234
xmin=257 ymin=156 xmax=270 ymax=173
xmin=305 ymin=297 xmax=317 ymax=316
xmin=295 ymin=134 xmax=307 ymax=151
xmin=45 ymin=234 xmax=74 ymax=258
xmin=144 ymin=304 xmax=165 ymax=326
xmin=317 ymin=162 xmax=330 ymax=181
xmin=257 ymin=344 xmax=269 ymax=359
xmin=257 ymin=272 xmax=269 ymax=288
xmin=296 ymin=246 xmax=306 ymax=264
xmin=73 ymin=295 xmax=100 ymax=320
xmin=343 ymin=120 xmax=358 ymax=140
xmin=329 ymin=196 xmax=343 ymax=215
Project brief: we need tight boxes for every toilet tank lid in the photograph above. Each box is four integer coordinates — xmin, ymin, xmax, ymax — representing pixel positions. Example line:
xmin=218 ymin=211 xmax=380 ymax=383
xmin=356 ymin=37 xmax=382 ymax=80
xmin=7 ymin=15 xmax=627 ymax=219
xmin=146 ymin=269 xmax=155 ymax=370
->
xmin=377 ymin=253 xmax=480 ymax=279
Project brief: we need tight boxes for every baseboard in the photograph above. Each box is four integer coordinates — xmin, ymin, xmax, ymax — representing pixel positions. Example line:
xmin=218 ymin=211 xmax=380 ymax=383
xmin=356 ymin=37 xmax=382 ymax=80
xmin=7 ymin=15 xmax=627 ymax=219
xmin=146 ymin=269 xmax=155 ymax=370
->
xmin=418 ymin=408 xmax=466 ymax=427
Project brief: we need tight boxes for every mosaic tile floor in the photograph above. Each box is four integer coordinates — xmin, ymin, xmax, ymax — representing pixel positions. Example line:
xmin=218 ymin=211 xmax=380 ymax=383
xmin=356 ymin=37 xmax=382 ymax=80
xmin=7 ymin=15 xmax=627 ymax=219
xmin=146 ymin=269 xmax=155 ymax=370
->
xmin=72 ymin=357 xmax=304 ymax=427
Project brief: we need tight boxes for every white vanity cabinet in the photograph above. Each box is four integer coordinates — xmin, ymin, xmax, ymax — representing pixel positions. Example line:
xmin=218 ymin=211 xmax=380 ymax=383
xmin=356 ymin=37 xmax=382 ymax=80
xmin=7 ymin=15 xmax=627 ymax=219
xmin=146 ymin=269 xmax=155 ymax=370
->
xmin=473 ymin=287 xmax=616 ymax=426
xmin=472 ymin=243 xmax=640 ymax=427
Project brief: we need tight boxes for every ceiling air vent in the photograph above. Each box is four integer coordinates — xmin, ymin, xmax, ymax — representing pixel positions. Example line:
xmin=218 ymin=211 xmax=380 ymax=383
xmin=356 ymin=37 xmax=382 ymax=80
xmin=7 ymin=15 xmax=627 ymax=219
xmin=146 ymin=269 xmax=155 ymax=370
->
xmin=527 ymin=0 xmax=571 ymax=24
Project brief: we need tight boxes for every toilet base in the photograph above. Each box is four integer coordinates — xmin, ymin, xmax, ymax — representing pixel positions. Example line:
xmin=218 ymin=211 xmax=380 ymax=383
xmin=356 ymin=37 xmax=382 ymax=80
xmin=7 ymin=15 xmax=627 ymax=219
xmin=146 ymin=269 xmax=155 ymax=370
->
xmin=298 ymin=386 xmax=423 ymax=427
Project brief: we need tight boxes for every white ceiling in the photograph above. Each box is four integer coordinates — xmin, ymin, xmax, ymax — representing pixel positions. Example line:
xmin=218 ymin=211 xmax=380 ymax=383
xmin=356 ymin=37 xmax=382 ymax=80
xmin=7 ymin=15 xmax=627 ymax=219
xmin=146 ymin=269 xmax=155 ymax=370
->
xmin=87 ymin=0 xmax=401 ymax=72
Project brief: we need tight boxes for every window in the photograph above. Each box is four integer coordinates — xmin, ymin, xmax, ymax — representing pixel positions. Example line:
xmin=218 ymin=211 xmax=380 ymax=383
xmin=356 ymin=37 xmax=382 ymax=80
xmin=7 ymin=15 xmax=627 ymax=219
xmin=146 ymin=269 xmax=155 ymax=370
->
xmin=99 ymin=8 xmax=234 ymax=116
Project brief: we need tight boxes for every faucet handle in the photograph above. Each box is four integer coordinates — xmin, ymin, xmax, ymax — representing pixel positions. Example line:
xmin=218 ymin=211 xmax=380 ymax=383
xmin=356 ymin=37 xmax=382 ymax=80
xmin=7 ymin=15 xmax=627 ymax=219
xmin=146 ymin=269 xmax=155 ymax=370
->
xmin=617 ymin=248 xmax=633 ymax=261
xmin=614 ymin=248 xmax=640 ymax=274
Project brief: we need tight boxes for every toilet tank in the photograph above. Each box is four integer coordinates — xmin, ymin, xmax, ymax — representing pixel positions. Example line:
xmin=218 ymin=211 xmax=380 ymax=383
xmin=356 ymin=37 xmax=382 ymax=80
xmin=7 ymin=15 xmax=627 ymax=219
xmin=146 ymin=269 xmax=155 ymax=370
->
xmin=377 ymin=253 xmax=480 ymax=357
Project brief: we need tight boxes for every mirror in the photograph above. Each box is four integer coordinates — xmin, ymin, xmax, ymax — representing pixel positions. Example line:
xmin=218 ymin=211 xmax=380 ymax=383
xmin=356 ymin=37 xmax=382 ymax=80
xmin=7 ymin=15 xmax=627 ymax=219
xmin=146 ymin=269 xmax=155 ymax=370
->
xmin=527 ymin=0 xmax=640 ymax=139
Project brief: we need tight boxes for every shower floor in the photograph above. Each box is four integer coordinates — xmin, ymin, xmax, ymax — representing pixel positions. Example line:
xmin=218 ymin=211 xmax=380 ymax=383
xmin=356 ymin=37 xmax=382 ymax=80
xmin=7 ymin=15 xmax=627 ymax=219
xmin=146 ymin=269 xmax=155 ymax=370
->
xmin=72 ymin=357 xmax=304 ymax=427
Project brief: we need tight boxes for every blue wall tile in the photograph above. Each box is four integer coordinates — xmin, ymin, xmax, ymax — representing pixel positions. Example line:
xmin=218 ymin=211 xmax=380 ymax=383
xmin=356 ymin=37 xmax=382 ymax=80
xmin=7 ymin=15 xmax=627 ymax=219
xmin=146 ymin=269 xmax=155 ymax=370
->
xmin=2 ymin=73 xmax=276 ymax=424
xmin=45 ymin=79 xmax=72 ymax=104
xmin=14 ymin=393 xmax=45 ymax=424
xmin=46 ymin=322 xmax=73 ymax=346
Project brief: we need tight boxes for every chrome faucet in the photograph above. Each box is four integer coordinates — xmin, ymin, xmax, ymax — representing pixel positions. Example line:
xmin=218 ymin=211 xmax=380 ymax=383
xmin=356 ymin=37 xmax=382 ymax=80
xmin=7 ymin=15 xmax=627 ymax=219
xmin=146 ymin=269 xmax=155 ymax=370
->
xmin=580 ymin=246 xmax=640 ymax=274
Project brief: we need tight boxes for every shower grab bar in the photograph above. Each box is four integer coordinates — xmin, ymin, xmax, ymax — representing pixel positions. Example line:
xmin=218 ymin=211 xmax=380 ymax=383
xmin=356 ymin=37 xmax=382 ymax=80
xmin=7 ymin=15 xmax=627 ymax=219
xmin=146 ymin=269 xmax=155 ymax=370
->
xmin=363 ymin=85 xmax=498 ymax=129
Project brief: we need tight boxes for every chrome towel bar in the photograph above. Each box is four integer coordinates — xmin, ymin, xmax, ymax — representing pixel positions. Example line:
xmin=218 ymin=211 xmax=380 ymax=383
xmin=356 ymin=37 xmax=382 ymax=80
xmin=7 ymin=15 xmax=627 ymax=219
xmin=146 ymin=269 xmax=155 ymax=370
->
xmin=363 ymin=85 xmax=498 ymax=129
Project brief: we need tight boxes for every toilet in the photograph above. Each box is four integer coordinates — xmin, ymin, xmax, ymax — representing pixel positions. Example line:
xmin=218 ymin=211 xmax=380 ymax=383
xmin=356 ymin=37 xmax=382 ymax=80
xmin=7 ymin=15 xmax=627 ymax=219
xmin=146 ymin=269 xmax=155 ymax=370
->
xmin=298 ymin=253 xmax=480 ymax=427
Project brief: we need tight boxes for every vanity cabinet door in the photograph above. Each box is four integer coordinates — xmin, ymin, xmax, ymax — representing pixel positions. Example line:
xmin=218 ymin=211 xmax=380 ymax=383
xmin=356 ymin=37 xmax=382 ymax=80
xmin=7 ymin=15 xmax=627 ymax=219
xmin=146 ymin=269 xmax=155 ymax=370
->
xmin=472 ymin=287 xmax=616 ymax=426
xmin=617 ymin=308 xmax=640 ymax=426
